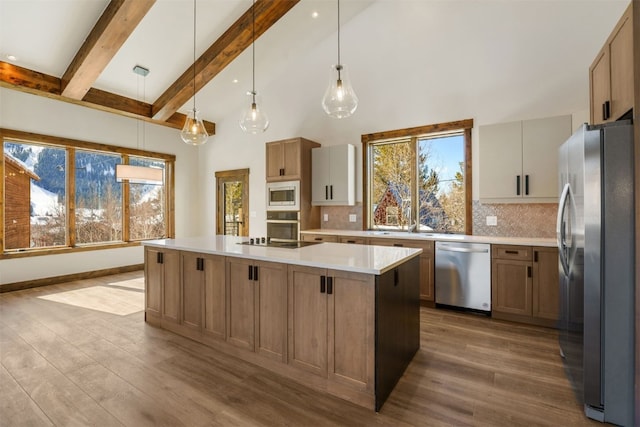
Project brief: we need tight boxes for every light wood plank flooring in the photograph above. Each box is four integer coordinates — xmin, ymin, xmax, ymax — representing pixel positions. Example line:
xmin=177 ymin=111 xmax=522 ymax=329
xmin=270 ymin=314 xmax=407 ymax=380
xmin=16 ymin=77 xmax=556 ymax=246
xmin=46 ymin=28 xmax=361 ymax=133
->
xmin=0 ymin=271 xmax=600 ymax=426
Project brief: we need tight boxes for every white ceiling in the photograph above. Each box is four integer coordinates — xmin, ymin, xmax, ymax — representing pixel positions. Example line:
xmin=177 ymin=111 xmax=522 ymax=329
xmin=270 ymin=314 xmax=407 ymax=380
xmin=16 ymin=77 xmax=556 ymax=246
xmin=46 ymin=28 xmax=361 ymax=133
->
xmin=0 ymin=0 xmax=630 ymax=128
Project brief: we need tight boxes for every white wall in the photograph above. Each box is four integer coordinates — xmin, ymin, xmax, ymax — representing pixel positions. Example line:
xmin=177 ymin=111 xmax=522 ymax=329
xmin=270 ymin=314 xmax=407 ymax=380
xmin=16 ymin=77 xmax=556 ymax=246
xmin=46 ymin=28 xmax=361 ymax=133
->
xmin=0 ymin=89 xmax=200 ymax=284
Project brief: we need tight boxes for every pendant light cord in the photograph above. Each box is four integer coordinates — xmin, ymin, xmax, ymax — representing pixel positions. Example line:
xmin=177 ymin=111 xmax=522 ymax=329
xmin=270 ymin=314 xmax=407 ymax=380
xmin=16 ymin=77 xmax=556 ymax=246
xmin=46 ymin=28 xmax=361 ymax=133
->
xmin=192 ymin=0 xmax=197 ymax=111
xmin=252 ymin=0 xmax=256 ymax=103
xmin=337 ymin=0 xmax=341 ymax=66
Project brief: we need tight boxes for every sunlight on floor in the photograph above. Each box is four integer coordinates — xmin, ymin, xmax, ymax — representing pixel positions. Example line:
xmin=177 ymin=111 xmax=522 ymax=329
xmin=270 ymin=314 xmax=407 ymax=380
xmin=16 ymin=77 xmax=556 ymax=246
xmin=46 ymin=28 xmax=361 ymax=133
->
xmin=37 ymin=279 xmax=144 ymax=316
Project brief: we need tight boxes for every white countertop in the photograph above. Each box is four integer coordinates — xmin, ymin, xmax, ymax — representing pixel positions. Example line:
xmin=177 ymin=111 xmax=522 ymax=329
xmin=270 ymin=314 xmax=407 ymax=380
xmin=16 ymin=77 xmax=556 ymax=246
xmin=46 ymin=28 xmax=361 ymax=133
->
xmin=142 ymin=235 xmax=422 ymax=275
xmin=301 ymin=229 xmax=557 ymax=247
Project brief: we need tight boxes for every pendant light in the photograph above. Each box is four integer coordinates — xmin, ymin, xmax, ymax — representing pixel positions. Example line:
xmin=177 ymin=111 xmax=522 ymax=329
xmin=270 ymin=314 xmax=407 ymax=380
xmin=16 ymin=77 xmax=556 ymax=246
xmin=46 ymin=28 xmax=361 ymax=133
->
xmin=322 ymin=0 xmax=358 ymax=119
xmin=239 ymin=0 xmax=269 ymax=133
xmin=180 ymin=0 xmax=209 ymax=145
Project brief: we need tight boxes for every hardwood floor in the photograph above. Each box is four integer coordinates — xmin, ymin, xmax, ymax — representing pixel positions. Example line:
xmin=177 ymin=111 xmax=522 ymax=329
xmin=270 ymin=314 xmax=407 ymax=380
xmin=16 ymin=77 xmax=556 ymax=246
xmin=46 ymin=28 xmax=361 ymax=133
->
xmin=0 ymin=271 xmax=600 ymax=426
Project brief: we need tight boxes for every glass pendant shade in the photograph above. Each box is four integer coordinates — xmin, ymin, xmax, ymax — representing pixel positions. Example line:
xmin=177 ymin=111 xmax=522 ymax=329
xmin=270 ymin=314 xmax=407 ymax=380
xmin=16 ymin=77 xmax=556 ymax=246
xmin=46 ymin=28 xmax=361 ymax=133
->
xmin=239 ymin=91 xmax=269 ymax=134
xmin=322 ymin=64 xmax=358 ymax=119
xmin=180 ymin=108 xmax=209 ymax=145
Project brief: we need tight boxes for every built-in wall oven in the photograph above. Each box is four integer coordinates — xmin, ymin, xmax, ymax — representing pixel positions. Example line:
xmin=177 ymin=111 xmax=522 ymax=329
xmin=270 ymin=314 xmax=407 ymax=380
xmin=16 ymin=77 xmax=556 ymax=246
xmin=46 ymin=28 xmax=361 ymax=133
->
xmin=266 ymin=180 xmax=299 ymax=211
xmin=266 ymin=211 xmax=300 ymax=242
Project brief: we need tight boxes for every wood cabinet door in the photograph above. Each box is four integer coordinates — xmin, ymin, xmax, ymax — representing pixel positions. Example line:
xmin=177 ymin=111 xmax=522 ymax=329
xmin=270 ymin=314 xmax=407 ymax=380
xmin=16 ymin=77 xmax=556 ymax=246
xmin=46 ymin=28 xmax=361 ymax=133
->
xmin=327 ymin=270 xmax=375 ymax=392
xmin=590 ymin=47 xmax=610 ymax=125
xmin=532 ymin=247 xmax=560 ymax=321
xmin=265 ymin=142 xmax=283 ymax=181
xmin=255 ymin=261 xmax=287 ymax=362
xmin=288 ymin=265 xmax=328 ymax=377
xmin=181 ymin=252 xmax=203 ymax=331
xmin=478 ymin=120 xmax=523 ymax=200
xmin=203 ymin=254 xmax=226 ymax=340
xmin=281 ymin=139 xmax=300 ymax=180
xmin=144 ymin=248 xmax=162 ymax=316
xmin=609 ymin=9 xmax=633 ymax=121
xmin=226 ymin=258 xmax=255 ymax=350
xmin=522 ymin=115 xmax=571 ymax=199
xmin=491 ymin=259 xmax=532 ymax=316
xmin=161 ymin=250 xmax=181 ymax=323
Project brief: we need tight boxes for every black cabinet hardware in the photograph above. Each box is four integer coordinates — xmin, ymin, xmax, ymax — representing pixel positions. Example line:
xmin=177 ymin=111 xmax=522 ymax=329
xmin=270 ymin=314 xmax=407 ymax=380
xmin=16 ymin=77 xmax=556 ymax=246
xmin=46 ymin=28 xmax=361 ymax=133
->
xmin=393 ymin=243 xmax=403 ymax=247
xmin=325 ymin=185 xmax=328 ymax=200
xmin=603 ymin=101 xmax=611 ymax=121
xmin=346 ymin=240 xmax=356 ymax=244
xmin=157 ymin=252 xmax=164 ymax=264
xmin=253 ymin=266 xmax=258 ymax=281
xmin=330 ymin=185 xmax=333 ymax=200
xmin=196 ymin=258 xmax=204 ymax=271
xmin=534 ymin=251 xmax=538 ymax=263
xmin=516 ymin=175 xmax=521 ymax=196
xmin=248 ymin=265 xmax=253 ymax=280
xmin=279 ymin=168 xmax=284 ymax=176
xmin=327 ymin=276 xmax=333 ymax=295
xmin=394 ymin=269 xmax=399 ymax=286
xmin=527 ymin=266 xmax=532 ymax=278
xmin=525 ymin=175 xmax=529 ymax=195
xmin=315 ymin=237 xmax=322 ymax=241
xmin=320 ymin=275 xmax=326 ymax=293
xmin=505 ymin=250 xmax=518 ymax=255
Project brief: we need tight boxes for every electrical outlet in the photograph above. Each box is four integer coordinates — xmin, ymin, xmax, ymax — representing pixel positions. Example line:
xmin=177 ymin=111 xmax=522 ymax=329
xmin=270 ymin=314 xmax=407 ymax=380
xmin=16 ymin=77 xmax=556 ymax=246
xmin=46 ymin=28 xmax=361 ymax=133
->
xmin=486 ymin=216 xmax=497 ymax=226
xmin=349 ymin=214 xmax=357 ymax=222
xmin=323 ymin=214 xmax=329 ymax=222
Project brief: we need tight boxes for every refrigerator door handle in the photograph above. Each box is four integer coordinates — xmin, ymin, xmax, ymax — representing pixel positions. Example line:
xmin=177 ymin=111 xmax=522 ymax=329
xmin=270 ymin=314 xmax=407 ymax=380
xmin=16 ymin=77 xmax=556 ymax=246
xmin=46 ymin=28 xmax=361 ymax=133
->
xmin=556 ymin=183 xmax=570 ymax=276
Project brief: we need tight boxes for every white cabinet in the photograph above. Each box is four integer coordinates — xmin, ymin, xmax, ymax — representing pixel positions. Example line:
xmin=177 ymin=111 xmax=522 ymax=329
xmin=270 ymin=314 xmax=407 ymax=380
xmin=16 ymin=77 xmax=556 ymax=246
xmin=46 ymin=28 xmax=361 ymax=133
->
xmin=479 ymin=115 xmax=571 ymax=202
xmin=311 ymin=144 xmax=355 ymax=206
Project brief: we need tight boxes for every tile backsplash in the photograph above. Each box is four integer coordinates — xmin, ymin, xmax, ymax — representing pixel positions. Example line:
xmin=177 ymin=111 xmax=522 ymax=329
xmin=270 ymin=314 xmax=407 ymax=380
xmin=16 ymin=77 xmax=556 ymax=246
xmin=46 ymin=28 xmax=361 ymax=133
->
xmin=320 ymin=201 xmax=557 ymax=238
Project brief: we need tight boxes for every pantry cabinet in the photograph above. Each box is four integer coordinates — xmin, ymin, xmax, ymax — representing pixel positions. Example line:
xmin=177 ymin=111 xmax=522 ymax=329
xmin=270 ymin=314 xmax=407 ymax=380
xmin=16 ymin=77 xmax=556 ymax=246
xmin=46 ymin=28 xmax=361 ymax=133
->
xmin=479 ymin=115 xmax=571 ymax=202
xmin=311 ymin=144 xmax=356 ymax=206
xmin=491 ymin=245 xmax=559 ymax=327
xmin=265 ymin=137 xmax=320 ymax=182
xmin=590 ymin=4 xmax=634 ymax=124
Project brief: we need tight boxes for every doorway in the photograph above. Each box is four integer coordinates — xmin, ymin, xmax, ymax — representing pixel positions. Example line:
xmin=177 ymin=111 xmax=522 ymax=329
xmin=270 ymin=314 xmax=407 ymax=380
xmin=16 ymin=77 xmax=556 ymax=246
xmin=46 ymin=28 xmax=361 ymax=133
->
xmin=215 ymin=168 xmax=249 ymax=236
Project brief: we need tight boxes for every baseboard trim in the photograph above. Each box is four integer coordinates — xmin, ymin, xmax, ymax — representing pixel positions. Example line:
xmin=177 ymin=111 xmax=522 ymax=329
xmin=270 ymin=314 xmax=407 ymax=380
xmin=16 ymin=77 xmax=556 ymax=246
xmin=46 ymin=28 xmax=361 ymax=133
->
xmin=0 ymin=264 xmax=144 ymax=293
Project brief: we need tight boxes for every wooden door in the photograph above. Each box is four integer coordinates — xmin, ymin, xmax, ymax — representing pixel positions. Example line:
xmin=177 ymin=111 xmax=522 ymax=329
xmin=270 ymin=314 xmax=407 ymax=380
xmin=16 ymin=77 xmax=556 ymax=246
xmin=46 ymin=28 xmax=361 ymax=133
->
xmin=532 ymin=247 xmax=560 ymax=321
xmin=608 ymin=7 xmax=633 ymax=120
xmin=281 ymin=139 xmax=300 ymax=180
xmin=226 ymin=257 xmax=255 ymax=350
xmin=327 ymin=270 xmax=375 ymax=392
xmin=203 ymin=254 xmax=226 ymax=340
xmin=181 ymin=252 xmax=203 ymax=331
xmin=255 ymin=261 xmax=287 ymax=362
xmin=492 ymin=259 xmax=532 ymax=316
xmin=589 ymin=48 xmax=610 ymax=125
xmin=288 ymin=265 xmax=328 ymax=377
xmin=161 ymin=249 xmax=181 ymax=324
xmin=144 ymin=247 xmax=162 ymax=317
xmin=265 ymin=142 xmax=284 ymax=181
xmin=215 ymin=169 xmax=249 ymax=237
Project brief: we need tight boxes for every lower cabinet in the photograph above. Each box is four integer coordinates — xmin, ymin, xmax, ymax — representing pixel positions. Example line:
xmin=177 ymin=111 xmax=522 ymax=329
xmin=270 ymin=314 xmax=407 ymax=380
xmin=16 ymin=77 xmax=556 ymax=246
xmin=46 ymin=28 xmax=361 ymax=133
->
xmin=226 ymin=257 xmax=287 ymax=362
xmin=288 ymin=265 xmax=375 ymax=392
xmin=145 ymin=247 xmax=180 ymax=324
xmin=369 ymin=238 xmax=435 ymax=303
xmin=491 ymin=245 xmax=559 ymax=327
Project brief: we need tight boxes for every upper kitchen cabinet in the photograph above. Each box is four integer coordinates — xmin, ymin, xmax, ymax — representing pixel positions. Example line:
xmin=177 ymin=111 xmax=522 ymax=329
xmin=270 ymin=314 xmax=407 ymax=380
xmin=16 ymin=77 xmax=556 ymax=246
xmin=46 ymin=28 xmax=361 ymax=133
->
xmin=589 ymin=3 xmax=633 ymax=125
xmin=311 ymin=144 xmax=356 ymax=206
xmin=266 ymin=137 xmax=320 ymax=182
xmin=479 ymin=115 xmax=571 ymax=203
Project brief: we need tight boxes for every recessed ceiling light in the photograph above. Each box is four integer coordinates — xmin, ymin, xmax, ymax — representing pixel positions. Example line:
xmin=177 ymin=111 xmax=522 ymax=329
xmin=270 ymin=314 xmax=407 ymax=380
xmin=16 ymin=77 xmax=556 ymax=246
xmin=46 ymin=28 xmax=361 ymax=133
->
xmin=6 ymin=54 xmax=17 ymax=61
xmin=311 ymin=11 xmax=319 ymax=19
xmin=232 ymin=78 xmax=239 ymax=84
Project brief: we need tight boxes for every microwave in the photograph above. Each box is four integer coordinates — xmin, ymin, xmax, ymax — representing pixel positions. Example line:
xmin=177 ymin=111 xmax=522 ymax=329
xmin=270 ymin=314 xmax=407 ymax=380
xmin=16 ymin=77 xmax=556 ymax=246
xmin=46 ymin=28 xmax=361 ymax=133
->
xmin=266 ymin=180 xmax=300 ymax=211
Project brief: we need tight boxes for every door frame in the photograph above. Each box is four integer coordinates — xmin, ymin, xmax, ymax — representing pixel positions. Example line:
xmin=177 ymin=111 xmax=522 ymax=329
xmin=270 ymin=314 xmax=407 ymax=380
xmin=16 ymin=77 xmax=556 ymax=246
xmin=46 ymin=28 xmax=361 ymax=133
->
xmin=215 ymin=168 xmax=249 ymax=236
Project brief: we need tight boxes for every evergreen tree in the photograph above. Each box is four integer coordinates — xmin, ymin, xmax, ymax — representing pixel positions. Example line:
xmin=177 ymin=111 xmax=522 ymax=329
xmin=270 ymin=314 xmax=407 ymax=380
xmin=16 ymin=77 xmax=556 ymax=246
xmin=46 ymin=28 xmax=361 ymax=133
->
xmin=34 ymin=148 xmax=66 ymax=199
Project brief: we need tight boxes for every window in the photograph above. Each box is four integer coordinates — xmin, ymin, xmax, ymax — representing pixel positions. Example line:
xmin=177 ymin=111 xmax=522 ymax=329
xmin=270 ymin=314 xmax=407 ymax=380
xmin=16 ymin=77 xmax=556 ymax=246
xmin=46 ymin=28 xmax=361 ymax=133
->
xmin=363 ymin=119 xmax=473 ymax=234
xmin=1 ymin=128 xmax=175 ymax=257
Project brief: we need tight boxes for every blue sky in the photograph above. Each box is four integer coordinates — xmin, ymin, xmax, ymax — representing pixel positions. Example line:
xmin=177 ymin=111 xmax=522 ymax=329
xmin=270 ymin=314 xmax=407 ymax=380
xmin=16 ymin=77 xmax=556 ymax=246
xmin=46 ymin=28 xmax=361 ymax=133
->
xmin=418 ymin=134 xmax=464 ymax=193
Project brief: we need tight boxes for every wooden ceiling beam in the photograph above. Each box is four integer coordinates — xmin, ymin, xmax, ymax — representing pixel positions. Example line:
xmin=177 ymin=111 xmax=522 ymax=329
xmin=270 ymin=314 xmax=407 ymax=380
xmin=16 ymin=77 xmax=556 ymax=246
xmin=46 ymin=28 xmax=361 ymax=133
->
xmin=0 ymin=61 xmax=215 ymax=135
xmin=61 ymin=0 xmax=156 ymax=100
xmin=152 ymin=0 xmax=300 ymax=122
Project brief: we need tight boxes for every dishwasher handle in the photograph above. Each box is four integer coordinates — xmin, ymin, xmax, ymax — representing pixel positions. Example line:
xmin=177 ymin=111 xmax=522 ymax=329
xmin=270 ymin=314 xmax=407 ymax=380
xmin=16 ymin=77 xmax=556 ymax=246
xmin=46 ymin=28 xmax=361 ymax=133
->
xmin=437 ymin=245 xmax=489 ymax=254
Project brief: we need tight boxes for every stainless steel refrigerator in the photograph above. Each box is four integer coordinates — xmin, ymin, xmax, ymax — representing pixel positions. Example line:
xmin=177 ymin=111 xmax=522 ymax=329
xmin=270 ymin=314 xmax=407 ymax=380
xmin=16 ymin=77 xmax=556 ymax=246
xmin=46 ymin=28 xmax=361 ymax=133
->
xmin=556 ymin=121 xmax=635 ymax=426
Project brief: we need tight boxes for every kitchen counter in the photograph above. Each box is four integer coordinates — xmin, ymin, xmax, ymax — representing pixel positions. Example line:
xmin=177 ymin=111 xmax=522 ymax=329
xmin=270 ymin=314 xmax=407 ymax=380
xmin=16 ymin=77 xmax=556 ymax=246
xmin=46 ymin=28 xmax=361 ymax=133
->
xmin=301 ymin=229 xmax=557 ymax=247
xmin=143 ymin=235 xmax=421 ymax=275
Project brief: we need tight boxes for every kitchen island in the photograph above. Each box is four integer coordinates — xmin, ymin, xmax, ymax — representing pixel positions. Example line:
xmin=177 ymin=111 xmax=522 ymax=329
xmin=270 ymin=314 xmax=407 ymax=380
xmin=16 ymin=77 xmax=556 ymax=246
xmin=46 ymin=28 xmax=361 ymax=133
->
xmin=142 ymin=236 xmax=422 ymax=411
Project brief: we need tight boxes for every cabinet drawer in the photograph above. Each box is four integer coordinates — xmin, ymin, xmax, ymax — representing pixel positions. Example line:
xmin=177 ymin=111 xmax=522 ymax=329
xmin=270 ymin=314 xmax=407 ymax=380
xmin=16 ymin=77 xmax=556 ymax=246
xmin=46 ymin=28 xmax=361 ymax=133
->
xmin=338 ymin=236 xmax=368 ymax=245
xmin=301 ymin=233 xmax=338 ymax=243
xmin=492 ymin=245 xmax=532 ymax=261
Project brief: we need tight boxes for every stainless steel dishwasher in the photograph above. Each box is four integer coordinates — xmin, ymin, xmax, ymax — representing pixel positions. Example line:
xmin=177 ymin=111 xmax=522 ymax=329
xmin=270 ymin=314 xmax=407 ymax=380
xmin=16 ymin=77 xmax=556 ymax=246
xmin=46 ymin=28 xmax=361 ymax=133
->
xmin=435 ymin=241 xmax=491 ymax=313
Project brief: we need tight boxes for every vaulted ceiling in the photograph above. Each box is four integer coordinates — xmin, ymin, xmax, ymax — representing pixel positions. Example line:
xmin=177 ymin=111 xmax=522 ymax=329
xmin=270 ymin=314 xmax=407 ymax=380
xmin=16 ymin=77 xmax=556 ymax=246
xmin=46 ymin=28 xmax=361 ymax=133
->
xmin=0 ymin=0 xmax=373 ymax=133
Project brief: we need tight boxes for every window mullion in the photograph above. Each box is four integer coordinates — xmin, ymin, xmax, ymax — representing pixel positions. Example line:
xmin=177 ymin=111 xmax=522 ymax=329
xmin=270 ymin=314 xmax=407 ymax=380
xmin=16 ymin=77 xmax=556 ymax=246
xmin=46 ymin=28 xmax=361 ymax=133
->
xmin=122 ymin=154 xmax=130 ymax=242
xmin=68 ymin=148 xmax=76 ymax=247
xmin=410 ymin=136 xmax=418 ymax=230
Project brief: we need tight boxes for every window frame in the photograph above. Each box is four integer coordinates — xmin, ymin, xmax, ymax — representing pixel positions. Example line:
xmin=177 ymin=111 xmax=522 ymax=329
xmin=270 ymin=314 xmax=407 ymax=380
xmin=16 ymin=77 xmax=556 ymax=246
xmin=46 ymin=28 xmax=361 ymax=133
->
xmin=361 ymin=119 xmax=473 ymax=235
xmin=0 ymin=128 xmax=176 ymax=259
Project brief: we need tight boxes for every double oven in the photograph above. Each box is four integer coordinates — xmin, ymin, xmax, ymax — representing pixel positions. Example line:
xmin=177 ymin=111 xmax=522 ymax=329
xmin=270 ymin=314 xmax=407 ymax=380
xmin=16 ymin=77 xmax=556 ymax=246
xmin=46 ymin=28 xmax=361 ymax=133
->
xmin=266 ymin=180 xmax=300 ymax=242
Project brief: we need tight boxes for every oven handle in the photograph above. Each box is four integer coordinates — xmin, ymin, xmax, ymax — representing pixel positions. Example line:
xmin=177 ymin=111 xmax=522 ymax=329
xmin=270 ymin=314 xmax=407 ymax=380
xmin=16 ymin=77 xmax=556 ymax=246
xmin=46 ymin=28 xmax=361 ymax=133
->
xmin=266 ymin=220 xmax=300 ymax=224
